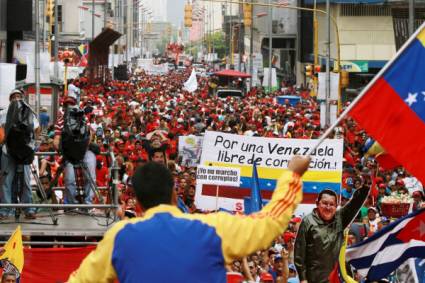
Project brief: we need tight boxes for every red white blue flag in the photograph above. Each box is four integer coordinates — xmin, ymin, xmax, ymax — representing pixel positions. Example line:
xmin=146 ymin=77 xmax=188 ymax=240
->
xmin=345 ymin=208 xmax=425 ymax=281
xmin=349 ymin=24 xmax=425 ymax=184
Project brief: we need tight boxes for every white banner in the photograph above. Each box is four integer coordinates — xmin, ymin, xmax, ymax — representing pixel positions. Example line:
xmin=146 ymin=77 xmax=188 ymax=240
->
xmin=200 ymin=131 xmax=343 ymax=170
xmin=262 ymin=68 xmax=278 ymax=88
xmin=196 ymin=166 xmax=240 ymax=187
xmin=49 ymin=63 xmax=84 ymax=82
xmin=318 ymin=72 xmax=340 ymax=100
xmin=25 ymin=52 xmax=51 ymax=84
xmin=12 ymin=40 xmax=35 ymax=64
xmin=195 ymin=131 xmax=343 ymax=212
xmin=137 ymin=58 xmax=153 ymax=69
xmin=0 ymin=63 xmax=16 ymax=109
xmin=178 ymin=135 xmax=203 ymax=167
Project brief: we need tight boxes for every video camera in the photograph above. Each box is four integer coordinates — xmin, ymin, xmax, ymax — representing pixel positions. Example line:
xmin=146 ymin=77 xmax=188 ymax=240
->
xmin=5 ymin=100 xmax=35 ymax=165
xmin=60 ymin=106 xmax=90 ymax=164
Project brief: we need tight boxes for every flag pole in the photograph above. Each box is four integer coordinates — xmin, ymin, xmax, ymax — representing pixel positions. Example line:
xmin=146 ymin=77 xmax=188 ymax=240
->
xmin=307 ymin=21 xmax=425 ymax=156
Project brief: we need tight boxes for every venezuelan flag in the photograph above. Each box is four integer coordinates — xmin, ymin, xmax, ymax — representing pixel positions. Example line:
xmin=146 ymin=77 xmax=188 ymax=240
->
xmin=329 ymin=230 xmax=357 ymax=283
xmin=350 ymin=23 xmax=425 ymax=184
xmin=201 ymin=162 xmax=341 ymax=204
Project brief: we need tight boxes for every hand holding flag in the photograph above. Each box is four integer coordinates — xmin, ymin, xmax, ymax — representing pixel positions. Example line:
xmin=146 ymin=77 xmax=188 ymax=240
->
xmin=0 ymin=226 xmax=24 ymax=281
xmin=310 ymin=22 xmax=425 ymax=185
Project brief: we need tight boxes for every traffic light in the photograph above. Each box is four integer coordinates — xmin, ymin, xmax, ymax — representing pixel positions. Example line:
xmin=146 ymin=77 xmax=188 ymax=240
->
xmin=305 ymin=64 xmax=313 ymax=78
xmin=341 ymin=70 xmax=349 ymax=87
xmin=243 ymin=4 xmax=252 ymax=27
xmin=184 ymin=4 xmax=193 ymax=27
xmin=46 ymin=0 xmax=54 ymax=18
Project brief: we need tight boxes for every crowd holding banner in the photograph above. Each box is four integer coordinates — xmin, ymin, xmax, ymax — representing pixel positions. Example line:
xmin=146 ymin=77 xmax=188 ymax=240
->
xmin=196 ymin=131 xmax=343 ymax=213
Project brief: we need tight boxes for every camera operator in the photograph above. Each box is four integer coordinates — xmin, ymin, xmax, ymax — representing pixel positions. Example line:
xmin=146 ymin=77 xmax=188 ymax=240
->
xmin=53 ymin=93 xmax=96 ymax=205
xmin=0 ymin=90 xmax=40 ymax=219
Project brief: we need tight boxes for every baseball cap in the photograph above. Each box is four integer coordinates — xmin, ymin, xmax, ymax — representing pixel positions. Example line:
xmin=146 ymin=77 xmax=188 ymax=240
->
xmin=345 ymin=177 xmax=354 ymax=186
xmin=288 ymin=263 xmax=297 ymax=272
xmin=260 ymin=272 xmax=274 ymax=282
xmin=368 ymin=207 xmax=378 ymax=213
xmin=290 ymin=216 xmax=302 ymax=223
xmin=9 ymin=89 xmax=23 ymax=100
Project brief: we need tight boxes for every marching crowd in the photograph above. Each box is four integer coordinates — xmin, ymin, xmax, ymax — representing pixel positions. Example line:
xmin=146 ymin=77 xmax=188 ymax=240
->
xmin=1 ymin=63 xmax=424 ymax=282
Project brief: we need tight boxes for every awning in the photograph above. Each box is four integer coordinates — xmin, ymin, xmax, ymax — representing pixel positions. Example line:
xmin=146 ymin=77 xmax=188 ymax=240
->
xmin=213 ymin=69 xmax=251 ymax=78
xmin=88 ymin=28 xmax=121 ymax=82
xmin=304 ymin=0 xmax=385 ymax=4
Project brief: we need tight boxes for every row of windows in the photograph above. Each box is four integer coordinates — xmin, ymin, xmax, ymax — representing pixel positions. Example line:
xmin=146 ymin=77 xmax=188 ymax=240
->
xmin=340 ymin=4 xmax=425 ymax=19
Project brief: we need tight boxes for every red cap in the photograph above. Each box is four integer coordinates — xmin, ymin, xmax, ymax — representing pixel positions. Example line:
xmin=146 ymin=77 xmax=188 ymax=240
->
xmin=283 ymin=231 xmax=296 ymax=243
xmin=291 ymin=216 xmax=302 ymax=223
xmin=260 ymin=273 xmax=274 ymax=281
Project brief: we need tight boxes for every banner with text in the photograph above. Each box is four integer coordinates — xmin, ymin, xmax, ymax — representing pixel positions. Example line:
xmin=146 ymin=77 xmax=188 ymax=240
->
xmin=195 ymin=131 xmax=343 ymax=213
xmin=196 ymin=166 xmax=240 ymax=187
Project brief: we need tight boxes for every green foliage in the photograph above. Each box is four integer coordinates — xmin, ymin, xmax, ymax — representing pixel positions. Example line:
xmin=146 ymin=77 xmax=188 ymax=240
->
xmin=206 ymin=32 xmax=226 ymax=58
xmin=190 ymin=31 xmax=227 ymax=59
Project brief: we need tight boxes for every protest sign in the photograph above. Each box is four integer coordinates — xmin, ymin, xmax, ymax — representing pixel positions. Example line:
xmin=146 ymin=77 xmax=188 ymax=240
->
xmin=178 ymin=135 xmax=203 ymax=167
xmin=196 ymin=166 xmax=240 ymax=187
xmin=195 ymin=131 xmax=343 ymax=212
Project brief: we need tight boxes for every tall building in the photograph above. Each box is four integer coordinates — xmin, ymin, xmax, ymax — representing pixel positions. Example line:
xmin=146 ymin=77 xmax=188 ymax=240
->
xmin=144 ymin=0 xmax=167 ymax=22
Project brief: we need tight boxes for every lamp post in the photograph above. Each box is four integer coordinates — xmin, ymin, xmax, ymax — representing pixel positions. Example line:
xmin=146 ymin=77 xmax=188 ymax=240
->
xmin=92 ymin=0 xmax=95 ymax=40
xmin=268 ymin=0 xmax=272 ymax=93
xmin=35 ymin=0 xmax=41 ymax=117
xmin=325 ymin=0 xmax=331 ymax=126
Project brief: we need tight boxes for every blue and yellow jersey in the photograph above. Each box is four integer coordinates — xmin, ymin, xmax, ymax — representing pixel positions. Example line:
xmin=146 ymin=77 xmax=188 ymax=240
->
xmin=67 ymin=170 xmax=303 ymax=283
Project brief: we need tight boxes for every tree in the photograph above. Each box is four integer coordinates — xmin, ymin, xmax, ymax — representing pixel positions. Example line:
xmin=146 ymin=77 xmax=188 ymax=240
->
xmin=202 ymin=31 xmax=226 ymax=59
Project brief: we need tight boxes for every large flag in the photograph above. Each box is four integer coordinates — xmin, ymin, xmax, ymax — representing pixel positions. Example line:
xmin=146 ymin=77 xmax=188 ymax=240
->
xmin=329 ymin=231 xmax=357 ymax=283
xmin=183 ymin=69 xmax=198 ymax=93
xmin=0 ymin=226 xmax=24 ymax=280
xmin=250 ymin=163 xmax=263 ymax=213
xmin=349 ymin=24 xmax=425 ymax=184
xmin=345 ymin=208 xmax=425 ymax=281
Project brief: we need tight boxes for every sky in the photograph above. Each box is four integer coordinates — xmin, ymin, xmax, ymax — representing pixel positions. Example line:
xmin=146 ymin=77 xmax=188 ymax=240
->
xmin=143 ymin=0 xmax=185 ymax=26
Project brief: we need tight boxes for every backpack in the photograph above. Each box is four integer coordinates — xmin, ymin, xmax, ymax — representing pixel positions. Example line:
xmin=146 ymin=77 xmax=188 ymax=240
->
xmin=5 ymin=100 xmax=35 ymax=165
xmin=61 ymin=106 xmax=90 ymax=164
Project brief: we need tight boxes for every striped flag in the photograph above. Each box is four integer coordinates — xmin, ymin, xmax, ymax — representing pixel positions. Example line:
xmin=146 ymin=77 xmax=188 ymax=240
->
xmin=346 ymin=208 xmax=425 ymax=281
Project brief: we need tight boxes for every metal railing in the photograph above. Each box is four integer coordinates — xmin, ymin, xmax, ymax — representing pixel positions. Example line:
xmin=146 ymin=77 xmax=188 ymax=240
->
xmin=0 ymin=150 xmax=121 ymax=225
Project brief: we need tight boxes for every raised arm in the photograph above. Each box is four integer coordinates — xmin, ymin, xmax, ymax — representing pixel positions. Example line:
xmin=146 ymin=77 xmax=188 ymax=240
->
xmin=193 ymin=156 xmax=310 ymax=263
xmin=340 ymin=185 xmax=370 ymax=228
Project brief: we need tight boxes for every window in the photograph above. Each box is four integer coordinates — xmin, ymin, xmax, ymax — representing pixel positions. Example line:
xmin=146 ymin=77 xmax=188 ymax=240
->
xmin=340 ymin=4 xmax=391 ymax=17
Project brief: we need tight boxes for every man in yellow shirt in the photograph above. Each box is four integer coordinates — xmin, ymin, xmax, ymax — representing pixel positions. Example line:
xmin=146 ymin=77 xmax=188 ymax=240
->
xmin=68 ymin=155 xmax=310 ymax=283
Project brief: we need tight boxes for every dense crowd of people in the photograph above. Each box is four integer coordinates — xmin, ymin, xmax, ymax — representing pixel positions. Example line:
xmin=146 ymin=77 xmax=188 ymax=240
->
xmin=1 ymin=62 xmax=424 ymax=282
